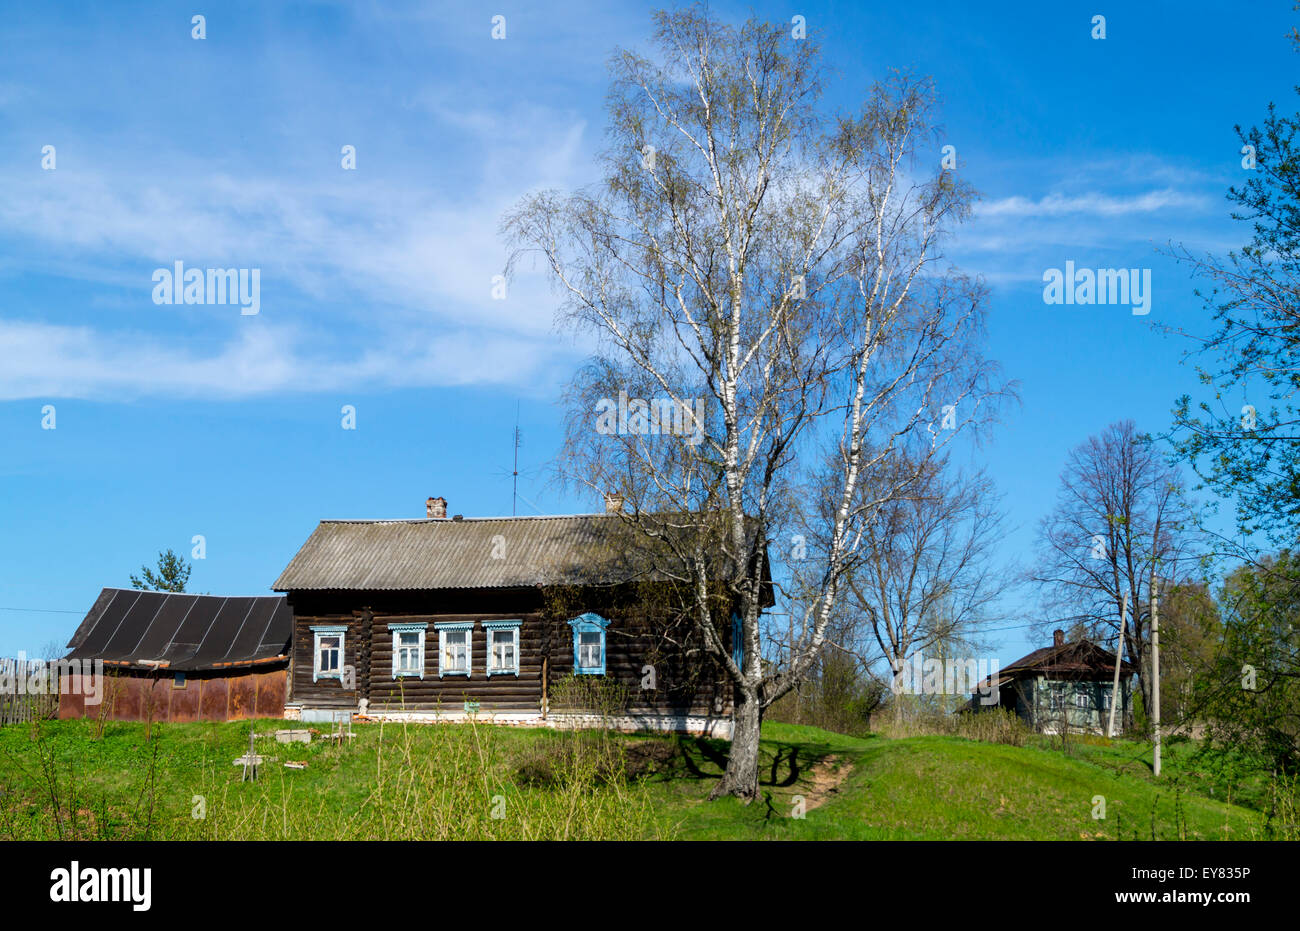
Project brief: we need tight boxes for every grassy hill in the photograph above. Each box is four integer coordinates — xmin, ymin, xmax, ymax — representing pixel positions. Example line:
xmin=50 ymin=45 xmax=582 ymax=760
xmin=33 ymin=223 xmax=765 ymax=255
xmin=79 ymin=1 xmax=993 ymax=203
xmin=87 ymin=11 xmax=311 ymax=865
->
xmin=0 ymin=717 xmax=1278 ymax=840
xmin=661 ymin=723 xmax=1267 ymax=840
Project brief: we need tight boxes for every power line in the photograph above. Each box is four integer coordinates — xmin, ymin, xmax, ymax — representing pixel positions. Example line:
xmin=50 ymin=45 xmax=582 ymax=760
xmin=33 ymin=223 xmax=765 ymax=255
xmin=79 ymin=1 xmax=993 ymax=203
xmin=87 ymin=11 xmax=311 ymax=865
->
xmin=0 ymin=607 xmax=83 ymax=614
xmin=760 ymin=612 xmax=1039 ymax=635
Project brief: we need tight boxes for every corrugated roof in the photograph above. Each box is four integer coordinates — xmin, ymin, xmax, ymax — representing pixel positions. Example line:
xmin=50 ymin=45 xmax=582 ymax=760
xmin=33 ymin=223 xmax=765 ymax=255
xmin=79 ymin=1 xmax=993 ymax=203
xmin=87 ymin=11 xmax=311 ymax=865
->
xmin=64 ymin=588 xmax=291 ymax=672
xmin=272 ymin=514 xmax=744 ymax=592
xmin=1002 ymin=639 xmax=1137 ymax=677
xmin=969 ymin=638 xmax=1137 ymax=694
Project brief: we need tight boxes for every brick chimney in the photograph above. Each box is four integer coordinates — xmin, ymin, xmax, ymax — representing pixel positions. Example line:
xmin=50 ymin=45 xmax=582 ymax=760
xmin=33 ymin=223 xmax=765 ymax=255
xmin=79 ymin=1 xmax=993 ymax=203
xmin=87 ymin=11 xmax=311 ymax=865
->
xmin=603 ymin=492 xmax=625 ymax=514
xmin=426 ymin=496 xmax=447 ymax=519
xmin=1053 ymin=629 xmax=1065 ymax=648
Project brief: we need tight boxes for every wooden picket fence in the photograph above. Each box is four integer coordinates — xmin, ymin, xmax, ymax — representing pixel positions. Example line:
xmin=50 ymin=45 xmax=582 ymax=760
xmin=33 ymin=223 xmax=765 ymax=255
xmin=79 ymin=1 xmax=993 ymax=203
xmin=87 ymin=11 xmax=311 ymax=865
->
xmin=0 ymin=657 xmax=60 ymax=724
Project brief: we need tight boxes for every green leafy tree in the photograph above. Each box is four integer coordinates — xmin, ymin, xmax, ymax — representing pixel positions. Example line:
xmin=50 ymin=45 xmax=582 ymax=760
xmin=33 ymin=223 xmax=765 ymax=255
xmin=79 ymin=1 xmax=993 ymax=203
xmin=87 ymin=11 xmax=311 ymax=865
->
xmin=1157 ymin=581 xmax=1222 ymax=729
xmin=130 ymin=548 xmax=191 ymax=593
xmin=1165 ymin=24 xmax=1300 ymax=545
xmin=1195 ymin=552 xmax=1300 ymax=776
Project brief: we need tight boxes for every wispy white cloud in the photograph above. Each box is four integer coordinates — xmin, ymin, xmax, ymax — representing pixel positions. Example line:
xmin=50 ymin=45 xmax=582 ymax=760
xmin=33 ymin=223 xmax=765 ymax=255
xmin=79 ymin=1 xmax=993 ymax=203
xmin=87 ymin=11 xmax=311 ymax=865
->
xmin=948 ymin=160 xmax=1239 ymax=289
xmin=0 ymin=319 xmax=569 ymax=401
xmin=977 ymin=188 xmax=1208 ymax=218
xmin=0 ymin=102 xmax=589 ymax=327
xmin=0 ymin=97 xmax=597 ymax=400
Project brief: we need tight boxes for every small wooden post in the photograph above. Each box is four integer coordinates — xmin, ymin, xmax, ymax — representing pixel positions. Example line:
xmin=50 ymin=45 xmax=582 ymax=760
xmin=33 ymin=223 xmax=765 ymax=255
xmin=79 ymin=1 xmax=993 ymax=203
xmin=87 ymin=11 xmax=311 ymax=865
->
xmin=242 ymin=728 xmax=258 ymax=782
xmin=541 ymin=657 xmax=549 ymax=720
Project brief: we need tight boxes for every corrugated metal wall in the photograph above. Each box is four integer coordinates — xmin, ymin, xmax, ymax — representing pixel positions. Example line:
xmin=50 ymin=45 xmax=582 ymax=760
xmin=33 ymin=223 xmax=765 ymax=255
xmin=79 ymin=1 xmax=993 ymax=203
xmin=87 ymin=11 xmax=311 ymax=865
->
xmin=57 ymin=668 xmax=287 ymax=722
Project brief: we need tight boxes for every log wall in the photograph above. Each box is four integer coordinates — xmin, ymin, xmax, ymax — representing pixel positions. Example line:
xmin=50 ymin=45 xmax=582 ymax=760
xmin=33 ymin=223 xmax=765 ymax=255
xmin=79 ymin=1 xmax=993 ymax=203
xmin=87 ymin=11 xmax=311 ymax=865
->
xmin=285 ymin=587 xmax=735 ymax=718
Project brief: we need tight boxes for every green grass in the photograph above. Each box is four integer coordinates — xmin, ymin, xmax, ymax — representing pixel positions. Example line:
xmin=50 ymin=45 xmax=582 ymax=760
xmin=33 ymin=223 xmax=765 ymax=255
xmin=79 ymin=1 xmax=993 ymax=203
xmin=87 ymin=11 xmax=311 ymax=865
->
xmin=0 ymin=717 xmax=1280 ymax=840
xmin=645 ymin=723 xmax=1270 ymax=840
xmin=0 ymin=718 xmax=665 ymax=840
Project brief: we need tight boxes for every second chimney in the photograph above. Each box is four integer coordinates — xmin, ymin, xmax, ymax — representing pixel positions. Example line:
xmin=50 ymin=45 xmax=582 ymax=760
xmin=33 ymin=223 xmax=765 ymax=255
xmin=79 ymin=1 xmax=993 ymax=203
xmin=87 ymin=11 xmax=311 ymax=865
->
xmin=604 ymin=492 xmax=625 ymax=514
xmin=426 ymin=496 xmax=447 ymax=519
xmin=1053 ymin=629 xmax=1065 ymax=648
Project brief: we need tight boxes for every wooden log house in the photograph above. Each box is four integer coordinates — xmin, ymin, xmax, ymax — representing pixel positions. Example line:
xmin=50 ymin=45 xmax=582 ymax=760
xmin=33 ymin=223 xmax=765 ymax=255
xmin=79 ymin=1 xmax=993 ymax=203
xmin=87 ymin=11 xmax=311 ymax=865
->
xmin=967 ymin=629 xmax=1137 ymax=735
xmin=273 ymin=496 xmax=768 ymax=737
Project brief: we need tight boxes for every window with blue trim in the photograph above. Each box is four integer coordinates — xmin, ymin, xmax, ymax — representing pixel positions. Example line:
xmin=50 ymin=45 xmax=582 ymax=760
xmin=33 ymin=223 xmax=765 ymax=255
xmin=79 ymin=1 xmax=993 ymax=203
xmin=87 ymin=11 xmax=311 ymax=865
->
xmin=483 ymin=620 xmax=521 ymax=676
xmin=436 ymin=621 xmax=473 ymax=677
xmin=731 ymin=613 xmax=744 ymax=670
xmin=390 ymin=621 xmax=428 ymax=679
xmin=311 ymin=625 xmax=346 ymax=682
xmin=568 ymin=613 xmax=609 ymax=675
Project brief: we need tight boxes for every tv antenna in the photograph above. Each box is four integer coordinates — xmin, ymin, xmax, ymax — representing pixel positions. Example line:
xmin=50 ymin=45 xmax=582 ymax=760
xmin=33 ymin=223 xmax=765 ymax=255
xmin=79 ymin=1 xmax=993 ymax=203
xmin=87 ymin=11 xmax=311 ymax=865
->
xmin=493 ymin=402 xmax=544 ymax=516
xmin=511 ymin=401 xmax=522 ymax=516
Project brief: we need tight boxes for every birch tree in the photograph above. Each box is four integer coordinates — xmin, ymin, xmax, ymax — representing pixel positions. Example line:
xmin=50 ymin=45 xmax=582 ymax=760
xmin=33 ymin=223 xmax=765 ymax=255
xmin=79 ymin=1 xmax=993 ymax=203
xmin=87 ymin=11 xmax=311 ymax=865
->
xmin=503 ymin=7 xmax=1004 ymax=800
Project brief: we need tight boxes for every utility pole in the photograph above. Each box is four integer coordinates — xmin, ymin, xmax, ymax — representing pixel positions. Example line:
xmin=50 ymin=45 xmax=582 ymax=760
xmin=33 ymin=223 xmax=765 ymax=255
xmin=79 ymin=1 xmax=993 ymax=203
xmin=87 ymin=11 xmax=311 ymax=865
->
xmin=1106 ymin=594 xmax=1127 ymax=739
xmin=1151 ymin=571 xmax=1161 ymax=778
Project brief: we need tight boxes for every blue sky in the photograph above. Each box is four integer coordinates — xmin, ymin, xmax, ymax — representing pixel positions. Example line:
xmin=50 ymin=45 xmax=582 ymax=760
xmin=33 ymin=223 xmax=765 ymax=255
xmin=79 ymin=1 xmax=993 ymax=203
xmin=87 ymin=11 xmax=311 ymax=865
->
xmin=1 ymin=1 xmax=1295 ymax=664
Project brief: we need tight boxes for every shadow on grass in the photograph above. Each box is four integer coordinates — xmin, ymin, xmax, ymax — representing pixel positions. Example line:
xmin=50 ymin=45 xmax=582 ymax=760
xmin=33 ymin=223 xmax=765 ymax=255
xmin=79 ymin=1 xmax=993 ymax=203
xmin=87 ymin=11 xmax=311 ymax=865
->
xmin=668 ymin=734 xmax=818 ymax=794
xmin=657 ymin=731 xmax=861 ymax=828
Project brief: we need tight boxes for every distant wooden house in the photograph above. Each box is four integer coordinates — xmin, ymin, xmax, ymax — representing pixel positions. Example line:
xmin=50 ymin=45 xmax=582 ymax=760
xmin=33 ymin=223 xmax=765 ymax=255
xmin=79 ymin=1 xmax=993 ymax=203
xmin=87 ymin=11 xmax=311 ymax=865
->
xmin=59 ymin=588 xmax=292 ymax=722
xmin=968 ymin=629 xmax=1136 ymax=735
xmin=272 ymin=496 xmax=766 ymax=737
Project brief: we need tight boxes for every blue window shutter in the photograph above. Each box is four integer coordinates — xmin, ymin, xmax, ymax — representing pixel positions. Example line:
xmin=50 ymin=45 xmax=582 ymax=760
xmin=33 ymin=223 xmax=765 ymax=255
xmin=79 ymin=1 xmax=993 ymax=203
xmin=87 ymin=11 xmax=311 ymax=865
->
xmin=732 ymin=613 xmax=743 ymax=670
xmin=567 ymin=612 xmax=610 ymax=675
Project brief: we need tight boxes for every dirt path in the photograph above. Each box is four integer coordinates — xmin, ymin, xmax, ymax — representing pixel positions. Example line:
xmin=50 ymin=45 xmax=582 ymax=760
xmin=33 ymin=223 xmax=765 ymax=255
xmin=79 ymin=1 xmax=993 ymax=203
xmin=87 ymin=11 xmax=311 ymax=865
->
xmin=803 ymin=754 xmax=852 ymax=810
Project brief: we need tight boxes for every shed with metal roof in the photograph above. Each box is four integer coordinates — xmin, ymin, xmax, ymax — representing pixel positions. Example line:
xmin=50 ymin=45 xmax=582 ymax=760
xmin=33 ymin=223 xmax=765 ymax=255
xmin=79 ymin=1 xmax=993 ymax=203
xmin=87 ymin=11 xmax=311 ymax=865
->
xmin=58 ymin=588 xmax=291 ymax=722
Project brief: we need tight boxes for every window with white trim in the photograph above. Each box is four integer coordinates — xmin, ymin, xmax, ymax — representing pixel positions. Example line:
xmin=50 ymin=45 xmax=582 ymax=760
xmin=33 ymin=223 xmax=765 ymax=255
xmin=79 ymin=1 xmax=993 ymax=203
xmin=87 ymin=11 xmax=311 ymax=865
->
xmin=437 ymin=622 xmax=473 ymax=677
xmin=390 ymin=622 xmax=428 ymax=678
xmin=311 ymin=625 xmax=346 ymax=682
xmin=484 ymin=620 xmax=521 ymax=676
xmin=568 ymin=613 xmax=609 ymax=675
